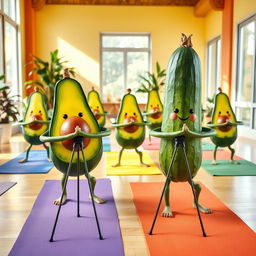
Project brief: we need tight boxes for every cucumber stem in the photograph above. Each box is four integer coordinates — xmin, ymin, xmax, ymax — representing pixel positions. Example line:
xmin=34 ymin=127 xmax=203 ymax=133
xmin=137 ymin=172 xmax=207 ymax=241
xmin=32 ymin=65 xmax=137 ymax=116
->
xmin=181 ymin=33 xmax=193 ymax=47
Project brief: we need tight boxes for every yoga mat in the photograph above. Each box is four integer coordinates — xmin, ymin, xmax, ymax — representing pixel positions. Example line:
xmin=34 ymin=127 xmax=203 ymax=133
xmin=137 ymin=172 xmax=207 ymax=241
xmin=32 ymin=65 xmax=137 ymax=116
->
xmin=142 ymin=137 xmax=160 ymax=150
xmin=202 ymin=160 xmax=256 ymax=176
xmin=131 ymin=182 xmax=256 ymax=256
xmin=106 ymin=151 xmax=161 ymax=175
xmin=9 ymin=179 xmax=124 ymax=256
xmin=0 ymin=181 xmax=17 ymax=196
xmin=202 ymin=141 xmax=222 ymax=151
xmin=0 ymin=150 xmax=53 ymax=174
xmin=202 ymin=150 xmax=243 ymax=161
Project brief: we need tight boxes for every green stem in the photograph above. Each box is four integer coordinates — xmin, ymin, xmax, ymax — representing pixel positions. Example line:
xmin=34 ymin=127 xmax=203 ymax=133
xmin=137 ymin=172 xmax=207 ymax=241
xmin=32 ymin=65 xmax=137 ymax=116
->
xmin=207 ymin=121 xmax=243 ymax=128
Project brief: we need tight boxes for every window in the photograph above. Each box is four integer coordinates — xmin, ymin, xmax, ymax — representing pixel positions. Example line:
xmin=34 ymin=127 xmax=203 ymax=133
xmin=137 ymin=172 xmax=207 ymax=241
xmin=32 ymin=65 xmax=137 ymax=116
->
xmin=235 ymin=15 xmax=256 ymax=129
xmin=0 ymin=0 xmax=20 ymax=96
xmin=100 ymin=33 xmax=151 ymax=103
xmin=206 ymin=36 xmax=221 ymax=99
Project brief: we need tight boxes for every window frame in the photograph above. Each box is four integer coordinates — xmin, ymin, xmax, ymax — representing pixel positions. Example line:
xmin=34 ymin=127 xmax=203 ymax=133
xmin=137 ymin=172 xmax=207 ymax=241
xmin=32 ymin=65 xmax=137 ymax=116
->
xmin=0 ymin=0 xmax=21 ymax=96
xmin=100 ymin=32 xmax=151 ymax=102
xmin=235 ymin=14 xmax=256 ymax=130
xmin=206 ymin=35 xmax=221 ymax=99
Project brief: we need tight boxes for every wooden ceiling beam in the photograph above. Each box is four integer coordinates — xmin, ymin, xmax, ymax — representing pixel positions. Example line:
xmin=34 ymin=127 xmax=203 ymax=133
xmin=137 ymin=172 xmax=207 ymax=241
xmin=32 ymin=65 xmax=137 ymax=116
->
xmin=32 ymin=0 xmax=46 ymax=11
xmin=194 ymin=0 xmax=224 ymax=17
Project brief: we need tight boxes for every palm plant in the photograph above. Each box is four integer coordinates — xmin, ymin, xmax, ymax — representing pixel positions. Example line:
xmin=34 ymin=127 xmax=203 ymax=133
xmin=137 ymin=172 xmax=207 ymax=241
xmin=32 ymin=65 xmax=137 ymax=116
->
xmin=0 ymin=75 xmax=20 ymax=123
xmin=137 ymin=62 xmax=166 ymax=93
xmin=25 ymin=49 xmax=76 ymax=109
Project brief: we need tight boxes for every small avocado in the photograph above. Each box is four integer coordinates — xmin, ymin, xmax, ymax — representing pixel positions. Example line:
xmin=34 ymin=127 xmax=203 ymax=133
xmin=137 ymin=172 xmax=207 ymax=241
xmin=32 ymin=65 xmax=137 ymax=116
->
xmin=113 ymin=89 xmax=149 ymax=167
xmin=145 ymin=89 xmax=163 ymax=128
xmin=209 ymin=88 xmax=242 ymax=164
xmin=19 ymin=90 xmax=49 ymax=163
xmin=88 ymin=87 xmax=106 ymax=127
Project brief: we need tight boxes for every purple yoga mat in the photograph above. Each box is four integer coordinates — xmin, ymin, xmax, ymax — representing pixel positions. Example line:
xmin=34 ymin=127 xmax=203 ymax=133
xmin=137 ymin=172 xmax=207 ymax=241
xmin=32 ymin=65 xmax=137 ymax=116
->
xmin=9 ymin=179 xmax=124 ymax=256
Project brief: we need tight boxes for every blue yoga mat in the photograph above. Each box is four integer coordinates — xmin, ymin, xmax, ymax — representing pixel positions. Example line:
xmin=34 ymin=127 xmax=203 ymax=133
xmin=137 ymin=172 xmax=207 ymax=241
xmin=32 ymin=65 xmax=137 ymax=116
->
xmin=103 ymin=137 xmax=111 ymax=152
xmin=0 ymin=150 xmax=53 ymax=174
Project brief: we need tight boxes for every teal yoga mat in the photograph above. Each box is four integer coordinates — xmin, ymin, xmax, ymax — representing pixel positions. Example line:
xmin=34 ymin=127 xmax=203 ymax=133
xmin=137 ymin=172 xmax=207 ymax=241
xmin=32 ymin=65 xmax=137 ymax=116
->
xmin=103 ymin=137 xmax=111 ymax=152
xmin=202 ymin=159 xmax=256 ymax=176
xmin=0 ymin=150 xmax=53 ymax=174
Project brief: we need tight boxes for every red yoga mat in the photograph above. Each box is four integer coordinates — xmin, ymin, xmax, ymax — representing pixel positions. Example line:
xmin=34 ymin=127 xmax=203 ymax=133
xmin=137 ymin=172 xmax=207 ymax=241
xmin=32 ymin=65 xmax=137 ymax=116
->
xmin=202 ymin=150 xmax=243 ymax=160
xmin=131 ymin=182 xmax=256 ymax=256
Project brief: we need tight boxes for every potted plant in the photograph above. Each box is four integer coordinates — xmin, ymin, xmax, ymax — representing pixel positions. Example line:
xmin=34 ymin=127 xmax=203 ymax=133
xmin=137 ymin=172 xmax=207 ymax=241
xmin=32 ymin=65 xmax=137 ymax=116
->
xmin=25 ymin=49 xmax=76 ymax=110
xmin=0 ymin=75 xmax=20 ymax=144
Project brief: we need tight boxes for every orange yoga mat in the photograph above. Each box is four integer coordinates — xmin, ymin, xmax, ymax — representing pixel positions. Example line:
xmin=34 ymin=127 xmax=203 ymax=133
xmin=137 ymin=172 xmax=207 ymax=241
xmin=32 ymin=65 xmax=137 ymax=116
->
xmin=131 ymin=182 xmax=256 ymax=256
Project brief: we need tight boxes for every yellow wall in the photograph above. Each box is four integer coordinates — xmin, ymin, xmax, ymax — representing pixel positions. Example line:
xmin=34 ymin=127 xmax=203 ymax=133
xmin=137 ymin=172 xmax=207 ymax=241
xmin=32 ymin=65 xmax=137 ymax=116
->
xmin=205 ymin=10 xmax=222 ymax=41
xmin=35 ymin=5 xmax=205 ymax=96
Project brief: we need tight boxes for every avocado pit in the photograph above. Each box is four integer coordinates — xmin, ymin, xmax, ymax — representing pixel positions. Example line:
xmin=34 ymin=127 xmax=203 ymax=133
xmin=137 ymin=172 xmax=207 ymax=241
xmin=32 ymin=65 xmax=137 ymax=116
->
xmin=60 ymin=116 xmax=91 ymax=151
xmin=29 ymin=114 xmax=43 ymax=130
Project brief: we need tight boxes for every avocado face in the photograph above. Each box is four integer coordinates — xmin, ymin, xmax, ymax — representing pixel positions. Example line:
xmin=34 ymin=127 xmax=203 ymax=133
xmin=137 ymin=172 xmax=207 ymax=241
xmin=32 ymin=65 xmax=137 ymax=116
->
xmin=50 ymin=79 xmax=101 ymax=164
xmin=146 ymin=90 xmax=163 ymax=124
xmin=24 ymin=91 xmax=48 ymax=137
xmin=117 ymin=93 xmax=144 ymax=140
xmin=88 ymin=89 xmax=105 ymax=127
xmin=211 ymin=92 xmax=237 ymax=138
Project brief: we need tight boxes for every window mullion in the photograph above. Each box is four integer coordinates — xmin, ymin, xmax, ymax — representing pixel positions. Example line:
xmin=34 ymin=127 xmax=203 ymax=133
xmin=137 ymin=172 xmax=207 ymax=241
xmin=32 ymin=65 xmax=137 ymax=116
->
xmin=124 ymin=50 xmax=127 ymax=94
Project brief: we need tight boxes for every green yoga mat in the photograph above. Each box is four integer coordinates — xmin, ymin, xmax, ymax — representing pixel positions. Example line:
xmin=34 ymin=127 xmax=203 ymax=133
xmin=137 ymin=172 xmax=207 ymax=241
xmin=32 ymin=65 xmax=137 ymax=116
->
xmin=202 ymin=160 xmax=256 ymax=176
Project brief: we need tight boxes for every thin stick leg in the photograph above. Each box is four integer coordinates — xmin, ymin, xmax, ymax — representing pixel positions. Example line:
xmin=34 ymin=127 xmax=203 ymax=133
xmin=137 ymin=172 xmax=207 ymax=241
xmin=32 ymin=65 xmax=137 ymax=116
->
xmin=19 ymin=144 xmax=32 ymax=163
xmin=77 ymin=146 xmax=80 ymax=217
xmin=112 ymin=147 xmax=124 ymax=167
xmin=149 ymin=142 xmax=178 ymax=235
xmin=80 ymin=142 xmax=103 ymax=240
xmin=43 ymin=143 xmax=50 ymax=160
xmin=49 ymin=143 xmax=76 ymax=242
xmin=181 ymin=142 xmax=207 ymax=237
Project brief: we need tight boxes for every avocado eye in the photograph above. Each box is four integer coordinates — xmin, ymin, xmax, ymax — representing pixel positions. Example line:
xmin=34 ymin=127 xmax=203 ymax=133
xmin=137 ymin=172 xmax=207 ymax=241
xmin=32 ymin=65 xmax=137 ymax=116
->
xmin=150 ymin=105 xmax=153 ymax=107
xmin=219 ymin=111 xmax=221 ymax=114
xmin=97 ymin=106 xmax=99 ymax=109
xmin=157 ymin=104 xmax=159 ymax=107
xmin=78 ymin=112 xmax=83 ymax=117
xmin=189 ymin=109 xmax=194 ymax=114
xmin=39 ymin=110 xmax=42 ymax=114
xmin=174 ymin=108 xmax=179 ymax=113
xmin=30 ymin=110 xmax=33 ymax=114
xmin=125 ymin=113 xmax=127 ymax=116
xmin=226 ymin=111 xmax=229 ymax=114
xmin=63 ymin=114 xmax=68 ymax=119
xmin=133 ymin=112 xmax=136 ymax=115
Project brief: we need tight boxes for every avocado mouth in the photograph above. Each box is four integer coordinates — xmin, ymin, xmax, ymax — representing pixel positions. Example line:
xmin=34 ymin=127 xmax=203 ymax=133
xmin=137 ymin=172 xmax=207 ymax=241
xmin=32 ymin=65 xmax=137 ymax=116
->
xmin=178 ymin=116 xmax=189 ymax=121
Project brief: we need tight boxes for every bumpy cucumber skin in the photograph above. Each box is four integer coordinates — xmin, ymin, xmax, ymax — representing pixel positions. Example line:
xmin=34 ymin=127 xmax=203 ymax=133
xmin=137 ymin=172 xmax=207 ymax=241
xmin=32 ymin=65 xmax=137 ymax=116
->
xmin=160 ymin=46 xmax=202 ymax=182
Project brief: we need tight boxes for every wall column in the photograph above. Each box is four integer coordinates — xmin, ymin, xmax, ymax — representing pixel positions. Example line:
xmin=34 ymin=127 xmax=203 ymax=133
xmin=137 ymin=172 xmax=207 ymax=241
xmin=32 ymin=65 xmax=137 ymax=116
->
xmin=221 ymin=0 xmax=234 ymax=97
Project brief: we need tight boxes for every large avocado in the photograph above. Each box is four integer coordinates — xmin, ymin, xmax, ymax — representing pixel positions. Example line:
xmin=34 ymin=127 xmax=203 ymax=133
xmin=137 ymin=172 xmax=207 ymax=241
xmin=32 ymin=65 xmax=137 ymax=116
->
xmin=49 ymin=78 xmax=102 ymax=176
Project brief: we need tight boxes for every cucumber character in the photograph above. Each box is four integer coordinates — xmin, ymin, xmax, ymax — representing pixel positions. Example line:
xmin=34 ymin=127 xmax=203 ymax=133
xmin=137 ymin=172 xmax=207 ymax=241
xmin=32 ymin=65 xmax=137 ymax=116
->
xmin=150 ymin=34 xmax=215 ymax=217
xmin=112 ymin=89 xmax=150 ymax=167
xmin=19 ymin=88 xmax=50 ymax=163
xmin=208 ymin=88 xmax=243 ymax=165
xmin=88 ymin=87 xmax=108 ymax=128
xmin=40 ymin=69 xmax=110 ymax=205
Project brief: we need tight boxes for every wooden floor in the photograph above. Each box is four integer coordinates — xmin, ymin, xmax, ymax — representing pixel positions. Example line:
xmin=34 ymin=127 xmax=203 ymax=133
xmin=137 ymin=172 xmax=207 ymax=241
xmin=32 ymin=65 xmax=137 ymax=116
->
xmin=0 ymin=131 xmax=256 ymax=256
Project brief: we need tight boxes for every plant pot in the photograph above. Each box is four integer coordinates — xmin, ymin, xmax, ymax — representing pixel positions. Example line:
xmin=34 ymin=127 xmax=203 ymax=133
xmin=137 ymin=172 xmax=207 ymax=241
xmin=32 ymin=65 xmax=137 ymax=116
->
xmin=0 ymin=123 xmax=12 ymax=144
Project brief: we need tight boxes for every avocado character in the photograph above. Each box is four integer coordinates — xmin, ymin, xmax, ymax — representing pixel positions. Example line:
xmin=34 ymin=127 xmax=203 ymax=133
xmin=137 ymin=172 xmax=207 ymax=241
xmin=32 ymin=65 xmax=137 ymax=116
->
xmin=40 ymin=69 xmax=110 ymax=205
xmin=88 ymin=87 xmax=107 ymax=127
xmin=143 ymin=88 xmax=163 ymax=144
xmin=112 ymin=89 xmax=149 ymax=167
xmin=19 ymin=88 xmax=50 ymax=163
xmin=208 ymin=88 xmax=243 ymax=165
xmin=150 ymin=34 xmax=215 ymax=217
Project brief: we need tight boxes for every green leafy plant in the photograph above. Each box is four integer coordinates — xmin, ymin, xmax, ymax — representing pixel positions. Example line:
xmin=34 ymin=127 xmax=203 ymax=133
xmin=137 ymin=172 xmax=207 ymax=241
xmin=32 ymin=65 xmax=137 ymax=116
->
xmin=0 ymin=75 xmax=20 ymax=123
xmin=205 ymin=96 xmax=215 ymax=117
xmin=136 ymin=62 xmax=166 ymax=93
xmin=25 ymin=49 xmax=76 ymax=109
